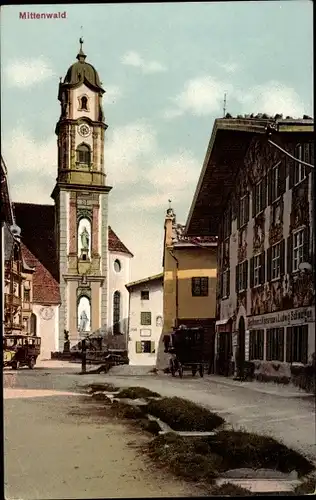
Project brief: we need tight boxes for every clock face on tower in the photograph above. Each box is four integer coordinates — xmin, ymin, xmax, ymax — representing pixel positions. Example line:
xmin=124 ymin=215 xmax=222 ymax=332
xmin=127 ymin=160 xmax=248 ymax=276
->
xmin=78 ymin=123 xmax=91 ymax=137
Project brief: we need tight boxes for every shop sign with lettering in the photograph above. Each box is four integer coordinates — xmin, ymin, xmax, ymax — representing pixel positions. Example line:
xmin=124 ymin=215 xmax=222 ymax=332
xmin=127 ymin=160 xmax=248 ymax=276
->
xmin=248 ymin=307 xmax=314 ymax=330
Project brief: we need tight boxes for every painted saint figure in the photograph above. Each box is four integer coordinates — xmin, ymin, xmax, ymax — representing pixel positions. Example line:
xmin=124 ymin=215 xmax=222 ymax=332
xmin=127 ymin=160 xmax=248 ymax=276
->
xmin=80 ymin=226 xmax=90 ymax=251
xmin=79 ymin=310 xmax=89 ymax=332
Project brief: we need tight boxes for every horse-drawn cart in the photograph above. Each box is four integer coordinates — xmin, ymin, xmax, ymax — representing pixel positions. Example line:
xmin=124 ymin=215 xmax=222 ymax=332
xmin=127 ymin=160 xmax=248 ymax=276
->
xmin=164 ymin=326 xmax=205 ymax=378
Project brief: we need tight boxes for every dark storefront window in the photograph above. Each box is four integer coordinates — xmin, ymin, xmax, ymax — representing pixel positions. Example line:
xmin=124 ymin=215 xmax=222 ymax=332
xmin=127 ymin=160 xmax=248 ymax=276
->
xmin=266 ymin=328 xmax=284 ymax=361
xmin=249 ymin=330 xmax=264 ymax=360
xmin=286 ymin=325 xmax=308 ymax=364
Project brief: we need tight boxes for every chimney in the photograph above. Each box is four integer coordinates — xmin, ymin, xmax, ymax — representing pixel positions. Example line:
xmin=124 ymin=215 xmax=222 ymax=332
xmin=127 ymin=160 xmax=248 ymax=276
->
xmin=164 ymin=206 xmax=176 ymax=247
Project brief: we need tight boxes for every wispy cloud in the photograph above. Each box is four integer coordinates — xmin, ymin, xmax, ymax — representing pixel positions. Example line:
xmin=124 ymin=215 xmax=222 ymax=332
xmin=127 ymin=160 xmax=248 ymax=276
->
xmin=219 ymin=61 xmax=240 ymax=74
xmin=235 ymin=81 xmax=307 ymax=118
xmin=4 ymin=58 xmax=55 ymax=88
xmin=121 ymin=51 xmax=167 ymax=74
xmin=106 ymin=120 xmax=157 ymax=186
xmin=2 ymin=126 xmax=56 ymax=204
xmin=164 ymin=76 xmax=232 ymax=119
xmin=103 ymin=85 xmax=123 ymax=105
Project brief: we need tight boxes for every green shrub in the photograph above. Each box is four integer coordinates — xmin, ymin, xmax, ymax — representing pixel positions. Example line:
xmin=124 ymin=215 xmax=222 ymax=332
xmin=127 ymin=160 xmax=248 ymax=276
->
xmin=116 ymin=386 xmax=161 ymax=399
xmin=146 ymin=396 xmax=224 ymax=431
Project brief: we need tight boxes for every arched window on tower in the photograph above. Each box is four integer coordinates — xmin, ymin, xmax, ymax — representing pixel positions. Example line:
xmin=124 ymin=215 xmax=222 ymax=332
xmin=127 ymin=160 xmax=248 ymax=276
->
xmin=76 ymin=143 xmax=91 ymax=167
xmin=79 ymin=95 xmax=88 ymax=111
xmin=113 ymin=291 xmax=121 ymax=335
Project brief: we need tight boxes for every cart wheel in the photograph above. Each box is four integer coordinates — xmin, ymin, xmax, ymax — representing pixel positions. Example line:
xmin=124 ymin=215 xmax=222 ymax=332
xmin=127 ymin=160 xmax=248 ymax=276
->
xmin=11 ymin=361 xmax=20 ymax=370
xmin=169 ymin=359 xmax=176 ymax=377
xmin=178 ymin=363 xmax=183 ymax=378
xmin=192 ymin=366 xmax=197 ymax=376
xmin=28 ymin=357 xmax=36 ymax=369
xmin=199 ymin=364 xmax=204 ymax=378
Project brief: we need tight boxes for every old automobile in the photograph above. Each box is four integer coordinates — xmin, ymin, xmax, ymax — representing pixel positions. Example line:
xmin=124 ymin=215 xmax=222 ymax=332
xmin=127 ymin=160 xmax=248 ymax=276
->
xmin=3 ymin=335 xmax=41 ymax=370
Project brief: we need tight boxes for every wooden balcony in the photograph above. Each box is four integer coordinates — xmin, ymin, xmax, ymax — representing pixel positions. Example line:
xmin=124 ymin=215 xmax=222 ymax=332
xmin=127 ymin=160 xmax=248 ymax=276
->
xmin=5 ymin=293 xmax=22 ymax=308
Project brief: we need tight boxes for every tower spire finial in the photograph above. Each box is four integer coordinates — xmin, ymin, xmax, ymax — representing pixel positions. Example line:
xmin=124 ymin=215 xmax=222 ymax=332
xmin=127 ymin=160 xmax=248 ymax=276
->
xmin=77 ymin=29 xmax=86 ymax=61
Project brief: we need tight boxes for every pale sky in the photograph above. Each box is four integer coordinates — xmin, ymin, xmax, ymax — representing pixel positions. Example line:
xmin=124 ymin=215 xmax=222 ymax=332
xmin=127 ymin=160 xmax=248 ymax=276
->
xmin=1 ymin=2 xmax=313 ymax=281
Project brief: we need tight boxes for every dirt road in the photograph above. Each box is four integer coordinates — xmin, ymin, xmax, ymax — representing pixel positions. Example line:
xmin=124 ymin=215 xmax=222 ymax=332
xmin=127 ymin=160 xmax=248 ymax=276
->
xmin=4 ymin=368 xmax=206 ymax=499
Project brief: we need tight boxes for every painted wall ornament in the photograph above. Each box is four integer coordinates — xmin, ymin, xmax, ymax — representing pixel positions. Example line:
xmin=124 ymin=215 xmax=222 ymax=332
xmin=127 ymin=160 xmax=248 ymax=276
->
xmin=245 ymin=137 xmax=279 ymax=185
xmin=237 ymin=227 xmax=247 ymax=263
xmin=253 ymin=214 xmax=265 ymax=254
xmin=290 ymin=181 xmax=310 ymax=231
xmin=269 ymin=197 xmax=284 ymax=246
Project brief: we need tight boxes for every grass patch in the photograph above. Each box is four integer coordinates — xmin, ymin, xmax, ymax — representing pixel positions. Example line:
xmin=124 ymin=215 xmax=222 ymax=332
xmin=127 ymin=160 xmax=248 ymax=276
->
xmin=91 ymin=393 xmax=112 ymax=402
xmin=145 ymin=433 xmax=221 ymax=483
xmin=210 ymin=482 xmax=253 ymax=496
xmin=88 ymin=383 xmax=119 ymax=393
xmin=116 ymin=386 xmax=161 ymax=399
xmin=146 ymin=396 xmax=224 ymax=431
xmin=109 ymin=400 xmax=145 ymax=420
xmin=143 ymin=430 xmax=315 ymax=486
xmin=206 ymin=431 xmax=314 ymax=477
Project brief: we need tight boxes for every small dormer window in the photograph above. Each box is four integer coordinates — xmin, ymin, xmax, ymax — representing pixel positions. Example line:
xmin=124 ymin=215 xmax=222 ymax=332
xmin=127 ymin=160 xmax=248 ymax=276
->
xmin=78 ymin=95 xmax=89 ymax=111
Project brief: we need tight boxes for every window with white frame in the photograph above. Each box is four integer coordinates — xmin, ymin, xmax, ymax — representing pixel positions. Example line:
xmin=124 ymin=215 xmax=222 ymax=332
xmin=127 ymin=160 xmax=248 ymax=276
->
xmin=254 ymin=180 xmax=263 ymax=216
xmin=253 ymin=254 xmax=261 ymax=287
xmin=294 ymin=144 xmax=306 ymax=185
xmin=236 ymin=260 xmax=248 ymax=292
xmin=271 ymin=243 xmax=280 ymax=280
xmin=293 ymin=229 xmax=304 ymax=272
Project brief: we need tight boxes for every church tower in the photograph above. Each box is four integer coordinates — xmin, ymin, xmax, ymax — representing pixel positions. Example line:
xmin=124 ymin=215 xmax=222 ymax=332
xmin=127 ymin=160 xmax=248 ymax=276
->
xmin=51 ymin=38 xmax=112 ymax=349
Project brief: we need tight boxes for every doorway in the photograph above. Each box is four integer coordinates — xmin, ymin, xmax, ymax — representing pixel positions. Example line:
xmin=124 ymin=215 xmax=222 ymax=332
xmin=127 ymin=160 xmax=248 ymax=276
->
xmin=217 ymin=332 xmax=232 ymax=376
xmin=237 ymin=316 xmax=246 ymax=378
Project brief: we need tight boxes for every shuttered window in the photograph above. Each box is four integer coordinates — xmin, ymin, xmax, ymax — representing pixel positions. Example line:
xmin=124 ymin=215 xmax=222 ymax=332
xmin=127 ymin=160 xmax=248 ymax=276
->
xmin=135 ymin=340 xmax=155 ymax=354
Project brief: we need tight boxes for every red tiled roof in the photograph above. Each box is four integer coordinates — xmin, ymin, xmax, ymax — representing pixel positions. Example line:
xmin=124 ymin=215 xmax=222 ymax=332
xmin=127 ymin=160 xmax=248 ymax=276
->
xmin=14 ymin=203 xmax=133 ymax=282
xmin=21 ymin=243 xmax=61 ymax=305
xmin=14 ymin=203 xmax=59 ymax=281
xmin=108 ymin=226 xmax=133 ymax=257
